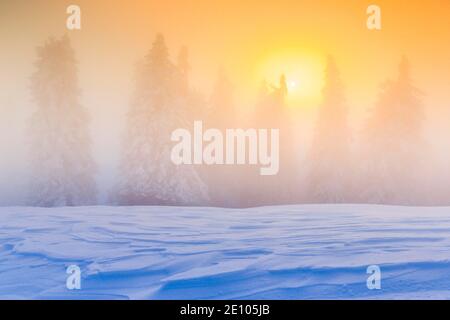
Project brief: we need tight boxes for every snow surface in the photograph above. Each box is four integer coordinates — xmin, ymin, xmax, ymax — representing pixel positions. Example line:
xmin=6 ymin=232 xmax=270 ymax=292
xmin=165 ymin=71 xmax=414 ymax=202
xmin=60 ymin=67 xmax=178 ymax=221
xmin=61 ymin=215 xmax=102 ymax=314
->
xmin=1 ymin=204 xmax=450 ymax=299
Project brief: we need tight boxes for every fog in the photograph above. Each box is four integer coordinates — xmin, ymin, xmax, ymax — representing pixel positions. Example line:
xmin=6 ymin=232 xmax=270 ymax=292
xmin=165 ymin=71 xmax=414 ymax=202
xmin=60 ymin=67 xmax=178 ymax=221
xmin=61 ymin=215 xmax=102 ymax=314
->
xmin=1 ymin=0 xmax=449 ymax=206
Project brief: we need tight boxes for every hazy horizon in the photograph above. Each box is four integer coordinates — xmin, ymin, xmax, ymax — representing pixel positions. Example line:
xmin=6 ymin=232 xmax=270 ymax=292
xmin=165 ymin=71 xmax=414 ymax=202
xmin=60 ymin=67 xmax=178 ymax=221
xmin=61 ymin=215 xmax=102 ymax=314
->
xmin=1 ymin=0 xmax=450 ymax=205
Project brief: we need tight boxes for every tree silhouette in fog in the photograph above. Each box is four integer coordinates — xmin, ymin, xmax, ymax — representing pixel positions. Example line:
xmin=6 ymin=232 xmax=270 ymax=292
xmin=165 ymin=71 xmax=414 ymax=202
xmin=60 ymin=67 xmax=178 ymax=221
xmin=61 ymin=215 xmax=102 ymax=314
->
xmin=306 ymin=56 xmax=352 ymax=203
xmin=248 ymin=74 xmax=294 ymax=206
xmin=116 ymin=34 xmax=208 ymax=205
xmin=28 ymin=36 xmax=96 ymax=206
xmin=362 ymin=56 xmax=425 ymax=204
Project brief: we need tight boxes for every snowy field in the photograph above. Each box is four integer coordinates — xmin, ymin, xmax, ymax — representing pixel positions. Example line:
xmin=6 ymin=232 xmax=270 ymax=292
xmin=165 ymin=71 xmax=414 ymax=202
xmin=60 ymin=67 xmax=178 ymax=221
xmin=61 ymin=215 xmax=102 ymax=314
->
xmin=1 ymin=204 xmax=450 ymax=299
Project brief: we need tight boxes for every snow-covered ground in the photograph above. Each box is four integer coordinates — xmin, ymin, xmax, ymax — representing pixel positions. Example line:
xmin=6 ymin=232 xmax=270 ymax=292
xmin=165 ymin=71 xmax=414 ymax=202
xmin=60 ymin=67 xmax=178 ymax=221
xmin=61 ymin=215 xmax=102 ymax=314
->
xmin=1 ymin=205 xmax=450 ymax=299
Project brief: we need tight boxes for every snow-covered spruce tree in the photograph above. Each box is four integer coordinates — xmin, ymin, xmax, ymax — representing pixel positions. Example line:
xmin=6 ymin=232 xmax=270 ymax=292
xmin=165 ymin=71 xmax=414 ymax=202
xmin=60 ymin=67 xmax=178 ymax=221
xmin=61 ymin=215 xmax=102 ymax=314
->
xmin=28 ymin=36 xmax=96 ymax=206
xmin=249 ymin=75 xmax=294 ymax=206
xmin=116 ymin=34 xmax=208 ymax=205
xmin=306 ymin=56 xmax=352 ymax=203
xmin=362 ymin=56 xmax=426 ymax=204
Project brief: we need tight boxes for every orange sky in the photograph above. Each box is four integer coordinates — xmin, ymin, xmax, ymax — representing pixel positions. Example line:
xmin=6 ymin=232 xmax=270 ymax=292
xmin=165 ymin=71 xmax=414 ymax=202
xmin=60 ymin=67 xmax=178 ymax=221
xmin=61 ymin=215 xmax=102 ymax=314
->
xmin=1 ymin=0 xmax=450 ymax=203
xmin=2 ymin=0 xmax=450 ymax=102
xmin=2 ymin=0 xmax=449 ymax=137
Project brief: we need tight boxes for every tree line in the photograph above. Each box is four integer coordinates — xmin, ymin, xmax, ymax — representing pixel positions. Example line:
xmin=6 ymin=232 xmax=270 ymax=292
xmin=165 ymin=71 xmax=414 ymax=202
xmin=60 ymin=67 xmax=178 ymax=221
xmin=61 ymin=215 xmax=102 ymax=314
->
xmin=28 ymin=34 xmax=428 ymax=207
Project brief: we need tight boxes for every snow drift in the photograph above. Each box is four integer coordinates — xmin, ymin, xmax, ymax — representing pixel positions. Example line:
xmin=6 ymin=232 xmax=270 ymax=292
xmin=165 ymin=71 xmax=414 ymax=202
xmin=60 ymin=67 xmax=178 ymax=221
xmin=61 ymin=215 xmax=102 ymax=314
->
xmin=0 ymin=204 xmax=450 ymax=299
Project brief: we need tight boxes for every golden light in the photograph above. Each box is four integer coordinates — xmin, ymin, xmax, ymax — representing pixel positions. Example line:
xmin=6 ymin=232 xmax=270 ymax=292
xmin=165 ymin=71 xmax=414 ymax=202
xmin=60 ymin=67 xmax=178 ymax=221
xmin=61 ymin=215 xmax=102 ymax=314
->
xmin=256 ymin=49 xmax=324 ymax=106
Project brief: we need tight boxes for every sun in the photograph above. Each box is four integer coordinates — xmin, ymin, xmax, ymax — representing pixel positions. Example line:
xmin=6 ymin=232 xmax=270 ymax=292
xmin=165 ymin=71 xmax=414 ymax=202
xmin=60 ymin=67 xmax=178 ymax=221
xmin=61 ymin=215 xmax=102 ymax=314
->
xmin=256 ymin=49 xmax=324 ymax=106
xmin=288 ymin=80 xmax=298 ymax=90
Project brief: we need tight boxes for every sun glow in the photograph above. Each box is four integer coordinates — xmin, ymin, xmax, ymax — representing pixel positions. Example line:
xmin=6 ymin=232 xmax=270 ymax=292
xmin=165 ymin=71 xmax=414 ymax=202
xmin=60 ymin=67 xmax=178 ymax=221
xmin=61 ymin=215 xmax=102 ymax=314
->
xmin=256 ymin=50 xmax=324 ymax=106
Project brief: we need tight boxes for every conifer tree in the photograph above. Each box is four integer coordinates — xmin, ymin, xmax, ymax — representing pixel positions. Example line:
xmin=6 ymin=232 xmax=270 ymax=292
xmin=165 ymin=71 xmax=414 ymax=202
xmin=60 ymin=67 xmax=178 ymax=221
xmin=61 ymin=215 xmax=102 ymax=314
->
xmin=28 ymin=36 xmax=96 ymax=206
xmin=306 ymin=56 xmax=352 ymax=203
xmin=250 ymin=75 xmax=293 ymax=206
xmin=362 ymin=56 xmax=425 ymax=204
xmin=116 ymin=34 xmax=208 ymax=205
